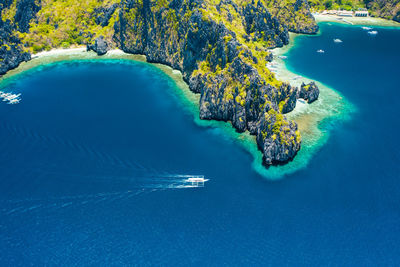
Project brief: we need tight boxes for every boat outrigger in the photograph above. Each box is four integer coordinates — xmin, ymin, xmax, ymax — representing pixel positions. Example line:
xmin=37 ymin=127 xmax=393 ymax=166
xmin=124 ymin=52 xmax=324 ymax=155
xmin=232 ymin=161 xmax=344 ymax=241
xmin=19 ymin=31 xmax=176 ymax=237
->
xmin=185 ymin=176 xmax=209 ymax=187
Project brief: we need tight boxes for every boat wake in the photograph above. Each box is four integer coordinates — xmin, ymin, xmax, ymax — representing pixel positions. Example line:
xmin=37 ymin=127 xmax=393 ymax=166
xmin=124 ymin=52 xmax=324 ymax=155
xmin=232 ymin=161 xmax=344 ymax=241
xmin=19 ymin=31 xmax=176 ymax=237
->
xmin=0 ymin=174 xmax=209 ymax=217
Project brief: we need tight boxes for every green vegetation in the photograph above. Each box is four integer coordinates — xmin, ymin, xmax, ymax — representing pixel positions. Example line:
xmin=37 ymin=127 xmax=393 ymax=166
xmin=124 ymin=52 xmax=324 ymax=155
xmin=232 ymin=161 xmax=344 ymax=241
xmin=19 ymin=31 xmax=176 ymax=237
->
xmin=1 ymin=1 xmax=17 ymax=22
xmin=2 ymin=0 xmax=120 ymax=53
xmin=2 ymin=0 xmax=305 ymax=150
xmin=308 ymin=0 xmax=365 ymax=11
xmin=307 ymin=0 xmax=400 ymax=21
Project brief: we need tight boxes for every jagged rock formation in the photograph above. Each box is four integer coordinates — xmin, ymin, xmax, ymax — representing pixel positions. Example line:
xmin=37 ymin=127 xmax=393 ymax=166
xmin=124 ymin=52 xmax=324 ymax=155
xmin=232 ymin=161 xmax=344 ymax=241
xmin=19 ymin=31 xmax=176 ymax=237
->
xmin=242 ymin=1 xmax=290 ymax=47
xmin=0 ymin=0 xmax=322 ymax=166
xmin=0 ymin=18 xmax=31 ymax=75
xmin=93 ymin=3 xmax=120 ymax=27
xmin=257 ymin=109 xmax=301 ymax=165
xmin=0 ymin=0 xmax=40 ymax=74
xmin=87 ymin=36 xmax=110 ymax=56
xmin=299 ymin=82 xmax=319 ymax=103
xmin=364 ymin=0 xmax=400 ymax=22
xmin=265 ymin=0 xmax=319 ymax=34
xmin=14 ymin=0 xmax=41 ymax=33
xmin=114 ymin=0 xmax=310 ymax=165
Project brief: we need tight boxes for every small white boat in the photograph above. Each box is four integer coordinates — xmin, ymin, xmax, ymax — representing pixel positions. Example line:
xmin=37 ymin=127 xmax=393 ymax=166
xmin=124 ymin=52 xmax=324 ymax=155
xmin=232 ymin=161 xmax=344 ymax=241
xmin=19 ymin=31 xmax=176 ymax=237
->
xmin=333 ymin=38 xmax=343 ymax=43
xmin=368 ymin=30 xmax=378 ymax=35
xmin=278 ymin=56 xmax=287 ymax=60
xmin=362 ymin=26 xmax=373 ymax=30
xmin=0 ymin=91 xmax=22 ymax=104
xmin=184 ymin=176 xmax=209 ymax=187
xmin=317 ymin=49 xmax=325 ymax=53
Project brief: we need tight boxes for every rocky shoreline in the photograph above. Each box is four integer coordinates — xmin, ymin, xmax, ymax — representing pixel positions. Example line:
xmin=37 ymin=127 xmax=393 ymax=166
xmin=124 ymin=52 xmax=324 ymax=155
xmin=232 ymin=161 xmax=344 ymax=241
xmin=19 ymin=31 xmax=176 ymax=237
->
xmin=112 ymin=0 xmax=323 ymax=166
xmin=1 ymin=0 xmax=322 ymax=167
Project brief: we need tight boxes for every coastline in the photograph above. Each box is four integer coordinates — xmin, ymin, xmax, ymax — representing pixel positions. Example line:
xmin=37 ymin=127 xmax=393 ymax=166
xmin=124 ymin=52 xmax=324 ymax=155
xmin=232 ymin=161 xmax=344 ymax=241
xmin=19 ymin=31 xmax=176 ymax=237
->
xmin=259 ymin=33 xmax=355 ymax=178
xmin=314 ymin=14 xmax=400 ymax=27
xmin=0 ymin=35 xmax=355 ymax=179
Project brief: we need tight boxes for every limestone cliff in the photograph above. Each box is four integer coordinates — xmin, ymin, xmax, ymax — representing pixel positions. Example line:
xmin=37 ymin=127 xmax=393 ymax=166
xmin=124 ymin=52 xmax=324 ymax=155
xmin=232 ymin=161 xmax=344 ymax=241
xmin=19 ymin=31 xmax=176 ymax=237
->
xmin=365 ymin=0 xmax=400 ymax=22
xmin=114 ymin=0 xmax=312 ymax=165
xmin=0 ymin=0 xmax=322 ymax=166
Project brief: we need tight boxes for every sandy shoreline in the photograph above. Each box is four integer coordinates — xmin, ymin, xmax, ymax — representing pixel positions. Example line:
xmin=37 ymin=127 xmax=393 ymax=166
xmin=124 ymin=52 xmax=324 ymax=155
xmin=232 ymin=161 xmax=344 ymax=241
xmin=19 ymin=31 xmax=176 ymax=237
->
xmin=0 ymin=37 xmax=357 ymax=179
xmin=314 ymin=14 xmax=400 ymax=27
xmin=0 ymin=48 xmax=149 ymax=84
xmin=0 ymin=17 xmax=388 ymax=178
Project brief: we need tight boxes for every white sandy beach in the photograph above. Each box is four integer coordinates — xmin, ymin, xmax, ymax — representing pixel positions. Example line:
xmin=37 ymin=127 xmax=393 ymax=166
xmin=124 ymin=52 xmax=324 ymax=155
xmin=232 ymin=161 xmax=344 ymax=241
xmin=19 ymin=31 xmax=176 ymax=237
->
xmin=314 ymin=14 xmax=400 ymax=27
xmin=32 ymin=47 xmax=132 ymax=59
xmin=0 ymin=15 xmax=395 ymax=178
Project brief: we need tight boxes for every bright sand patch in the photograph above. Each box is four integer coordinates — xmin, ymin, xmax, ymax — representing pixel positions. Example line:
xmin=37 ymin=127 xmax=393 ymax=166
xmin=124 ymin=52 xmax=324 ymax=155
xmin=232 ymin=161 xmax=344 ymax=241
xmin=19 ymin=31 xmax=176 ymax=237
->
xmin=314 ymin=14 xmax=400 ymax=27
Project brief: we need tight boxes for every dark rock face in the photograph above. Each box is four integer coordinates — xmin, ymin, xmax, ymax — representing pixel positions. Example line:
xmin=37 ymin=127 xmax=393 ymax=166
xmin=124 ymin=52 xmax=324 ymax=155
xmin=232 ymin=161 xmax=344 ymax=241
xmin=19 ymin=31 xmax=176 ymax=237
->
xmin=93 ymin=3 xmax=119 ymax=27
xmin=292 ymin=0 xmax=319 ymax=34
xmin=1 ymin=0 xmax=319 ymax=166
xmin=266 ymin=0 xmax=319 ymax=34
xmin=365 ymin=0 xmax=400 ymax=22
xmin=115 ymin=0 xmax=304 ymax=166
xmin=299 ymin=82 xmax=319 ymax=103
xmin=0 ymin=20 xmax=31 ymax=75
xmin=256 ymin=110 xmax=301 ymax=165
xmin=395 ymin=13 xmax=400 ymax=22
xmin=242 ymin=1 xmax=289 ymax=48
xmin=87 ymin=36 xmax=109 ymax=56
xmin=14 ymin=0 xmax=42 ymax=33
xmin=279 ymin=83 xmax=298 ymax=113
xmin=0 ymin=0 xmax=39 ymax=75
xmin=265 ymin=53 xmax=273 ymax=62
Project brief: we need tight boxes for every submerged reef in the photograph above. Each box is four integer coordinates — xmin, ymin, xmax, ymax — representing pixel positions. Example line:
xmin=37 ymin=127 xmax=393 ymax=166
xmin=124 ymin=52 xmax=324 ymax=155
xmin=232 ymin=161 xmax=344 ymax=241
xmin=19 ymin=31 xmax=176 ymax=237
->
xmin=0 ymin=0 xmax=323 ymax=166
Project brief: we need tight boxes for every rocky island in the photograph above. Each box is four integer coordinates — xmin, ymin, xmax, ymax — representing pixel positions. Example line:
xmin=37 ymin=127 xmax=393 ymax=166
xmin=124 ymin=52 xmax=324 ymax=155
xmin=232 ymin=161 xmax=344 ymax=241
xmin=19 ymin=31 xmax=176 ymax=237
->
xmin=2 ymin=0 xmax=375 ymax=167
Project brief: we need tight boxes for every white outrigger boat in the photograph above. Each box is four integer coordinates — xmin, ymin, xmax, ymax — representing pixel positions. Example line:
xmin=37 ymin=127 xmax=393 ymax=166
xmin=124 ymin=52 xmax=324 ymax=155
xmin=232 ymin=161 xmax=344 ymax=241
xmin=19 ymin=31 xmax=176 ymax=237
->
xmin=0 ymin=91 xmax=22 ymax=104
xmin=184 ymin=176 xmax=209 ymax=187
xmin=362 ymin=26 xmax=373 ymax=31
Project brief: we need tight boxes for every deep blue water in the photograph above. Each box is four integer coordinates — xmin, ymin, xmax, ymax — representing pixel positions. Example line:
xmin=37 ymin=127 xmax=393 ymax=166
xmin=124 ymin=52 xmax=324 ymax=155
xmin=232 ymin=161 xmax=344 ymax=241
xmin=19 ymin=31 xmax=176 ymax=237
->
xmin=0 ymin=22 xmax=400 ymax=265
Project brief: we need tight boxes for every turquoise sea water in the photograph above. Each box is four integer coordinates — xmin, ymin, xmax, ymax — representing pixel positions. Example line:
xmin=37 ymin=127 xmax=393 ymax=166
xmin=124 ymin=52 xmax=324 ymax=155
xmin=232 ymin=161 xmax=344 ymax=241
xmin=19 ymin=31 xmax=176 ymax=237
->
xmin=1 ymin=23 xmax=400 ymax=265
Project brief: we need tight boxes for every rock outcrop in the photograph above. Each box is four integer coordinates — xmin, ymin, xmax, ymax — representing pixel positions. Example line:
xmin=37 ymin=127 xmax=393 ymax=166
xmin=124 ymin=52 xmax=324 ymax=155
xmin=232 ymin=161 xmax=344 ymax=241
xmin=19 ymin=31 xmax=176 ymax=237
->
xmin=364 ymin=0 xmax=400 ymax=22
xmin=242 ymin=1 xmax=289 ymax=47
xmin=14 ymin=0 xmax=41 ymax=33
xmin=114 ymin=0 xmax=312 ymax=165
xmin=0 ymin=0 xmax=322 ymax=166
xmin=264 ymin=0 xmax=319 ymax=34
xmin=0 ymin=20 xmax=31 ymax=75
xmin=87 ymin=36 xmax=109 ymax=56
xmin=0 ymin=0 xmax=39 ymax=75
xmin=299 ymin=82 xmax=319 ymax=103
xmin=257 ymin=110 xmax=301 ymax=165
xmin=93 ymin=3 xmax=119 ymax=27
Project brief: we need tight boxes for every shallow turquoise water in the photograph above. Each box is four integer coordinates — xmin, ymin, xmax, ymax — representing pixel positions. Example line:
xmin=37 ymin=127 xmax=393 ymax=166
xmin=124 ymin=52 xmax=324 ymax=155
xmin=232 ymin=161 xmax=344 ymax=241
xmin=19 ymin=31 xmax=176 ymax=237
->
xmin=0 ymin=23 xmax=400 ymax=265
